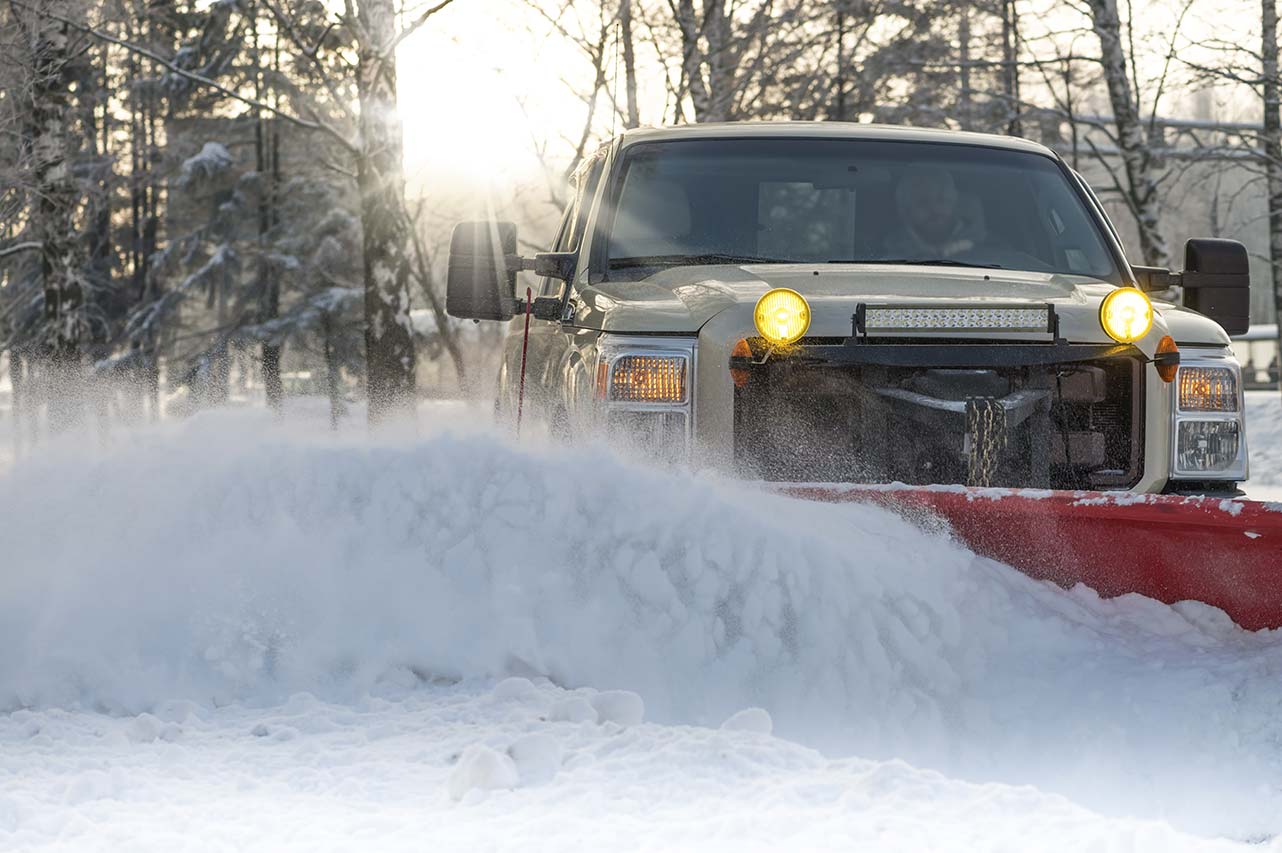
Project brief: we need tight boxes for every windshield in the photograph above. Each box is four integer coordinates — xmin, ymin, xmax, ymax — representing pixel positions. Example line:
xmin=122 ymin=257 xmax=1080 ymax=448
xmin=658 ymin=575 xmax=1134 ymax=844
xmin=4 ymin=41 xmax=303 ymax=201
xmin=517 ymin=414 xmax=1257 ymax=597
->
xmin=605 ymin=138 xmax=1122 ymax=283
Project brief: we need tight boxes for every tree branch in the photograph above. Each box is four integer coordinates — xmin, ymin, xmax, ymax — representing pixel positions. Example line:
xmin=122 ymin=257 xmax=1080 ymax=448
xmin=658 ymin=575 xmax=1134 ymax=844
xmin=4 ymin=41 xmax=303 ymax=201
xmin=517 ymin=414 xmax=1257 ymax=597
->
xmin=387 ymin=0 xmax=458 ymax=56
xmin=10 ymin=0 xmax=358 ymax=154
xmin=0 ymin=241 xmax=41 ymax=260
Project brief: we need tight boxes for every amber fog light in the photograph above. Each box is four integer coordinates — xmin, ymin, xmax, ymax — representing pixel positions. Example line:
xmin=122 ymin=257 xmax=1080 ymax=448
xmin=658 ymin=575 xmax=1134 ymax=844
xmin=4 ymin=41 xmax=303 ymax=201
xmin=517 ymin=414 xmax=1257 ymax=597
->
xmin=754 ymin=288 xmax=810 ymax=345
xmin=1100 ymin=287 xmax=1153 ymax=343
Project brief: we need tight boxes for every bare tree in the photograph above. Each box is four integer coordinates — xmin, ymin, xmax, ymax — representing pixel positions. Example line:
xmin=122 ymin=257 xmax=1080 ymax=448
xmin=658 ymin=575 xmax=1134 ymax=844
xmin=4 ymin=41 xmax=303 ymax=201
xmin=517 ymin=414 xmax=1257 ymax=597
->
xmin=1264 ymin=0 xmax=1282 ymax=394
xmin=1084 ymin=0 xmax=1169 ymax=266
xmin=352 ymin=0 xmax=418 ymax=422
xmin=620 ymin=0 xmax=640 ymax=128
xmin=9 ymin=2 xmax=92 ymax=428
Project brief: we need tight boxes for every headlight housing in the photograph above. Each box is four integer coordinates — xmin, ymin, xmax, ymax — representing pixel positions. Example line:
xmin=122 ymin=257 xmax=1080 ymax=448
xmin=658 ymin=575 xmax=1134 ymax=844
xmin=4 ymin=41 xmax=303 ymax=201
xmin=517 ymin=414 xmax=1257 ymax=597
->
xmin=1170 ymin=348 xmax=1248 ymax=482
xmin=595 ymin=335 xmax=695 ymax=461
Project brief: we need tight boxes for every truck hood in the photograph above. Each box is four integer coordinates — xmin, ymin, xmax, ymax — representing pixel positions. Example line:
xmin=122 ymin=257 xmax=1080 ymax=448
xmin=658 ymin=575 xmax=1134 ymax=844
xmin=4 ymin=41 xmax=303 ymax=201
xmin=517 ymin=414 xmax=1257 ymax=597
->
xmin=575 ymin=263 xmax=1230 ymax=347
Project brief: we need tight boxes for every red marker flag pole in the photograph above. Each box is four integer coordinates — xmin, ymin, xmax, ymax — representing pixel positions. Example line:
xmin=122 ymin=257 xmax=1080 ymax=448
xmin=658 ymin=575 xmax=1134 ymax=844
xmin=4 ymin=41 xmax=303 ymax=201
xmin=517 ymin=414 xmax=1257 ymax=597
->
xmin=516 ymin=286 xmax=533 ymax=437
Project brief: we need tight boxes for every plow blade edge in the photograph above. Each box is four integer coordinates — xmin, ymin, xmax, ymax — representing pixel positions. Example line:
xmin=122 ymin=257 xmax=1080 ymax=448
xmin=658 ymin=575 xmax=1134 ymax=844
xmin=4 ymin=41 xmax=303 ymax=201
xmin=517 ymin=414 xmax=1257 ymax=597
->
xmin=781 ymin=485 xmax=1282 ymax=631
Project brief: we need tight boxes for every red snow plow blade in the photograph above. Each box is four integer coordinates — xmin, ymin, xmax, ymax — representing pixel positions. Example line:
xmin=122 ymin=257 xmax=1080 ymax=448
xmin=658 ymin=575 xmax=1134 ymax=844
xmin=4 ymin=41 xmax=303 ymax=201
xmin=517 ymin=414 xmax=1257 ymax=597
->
xmin=781 ymin=485 xmax=1282 ymax=631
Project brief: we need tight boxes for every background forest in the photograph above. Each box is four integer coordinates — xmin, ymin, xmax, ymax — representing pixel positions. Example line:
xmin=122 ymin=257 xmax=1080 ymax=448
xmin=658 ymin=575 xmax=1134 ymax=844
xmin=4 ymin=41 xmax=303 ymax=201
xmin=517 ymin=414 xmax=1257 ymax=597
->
xmin=0 ymin=0 xmax=1278 ymax=439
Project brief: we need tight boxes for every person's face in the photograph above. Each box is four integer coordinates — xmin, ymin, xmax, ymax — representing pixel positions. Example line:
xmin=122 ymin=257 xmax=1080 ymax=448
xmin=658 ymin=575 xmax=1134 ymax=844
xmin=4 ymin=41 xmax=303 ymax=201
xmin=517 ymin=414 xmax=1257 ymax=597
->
xmin=905 ymin=183 xmax=959 ymax=245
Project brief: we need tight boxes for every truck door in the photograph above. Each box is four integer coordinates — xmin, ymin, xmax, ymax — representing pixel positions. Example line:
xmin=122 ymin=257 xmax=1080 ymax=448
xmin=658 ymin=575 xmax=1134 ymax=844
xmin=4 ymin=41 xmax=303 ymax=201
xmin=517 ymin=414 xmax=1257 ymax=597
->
xmin=516 ymin=154 xmax=606 ymax=424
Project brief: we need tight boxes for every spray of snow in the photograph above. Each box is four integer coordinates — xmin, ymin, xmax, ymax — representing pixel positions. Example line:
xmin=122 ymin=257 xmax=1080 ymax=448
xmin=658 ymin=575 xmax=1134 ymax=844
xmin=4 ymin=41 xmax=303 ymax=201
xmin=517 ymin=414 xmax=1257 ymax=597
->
xmin=2 ymin=402 xmax=1282 ymax=839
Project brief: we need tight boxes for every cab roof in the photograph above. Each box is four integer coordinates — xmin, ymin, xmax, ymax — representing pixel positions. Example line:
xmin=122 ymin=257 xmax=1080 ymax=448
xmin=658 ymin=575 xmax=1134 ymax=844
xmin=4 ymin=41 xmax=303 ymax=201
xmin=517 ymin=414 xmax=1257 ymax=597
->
xmin=616 ymin=121 xmax=1057 ymax=158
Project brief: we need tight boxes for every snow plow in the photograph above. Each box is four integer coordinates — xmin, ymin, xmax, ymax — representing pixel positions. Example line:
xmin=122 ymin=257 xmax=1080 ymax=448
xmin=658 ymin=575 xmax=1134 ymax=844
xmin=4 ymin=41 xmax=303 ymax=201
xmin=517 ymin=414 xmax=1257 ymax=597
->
xmin=782 ymin=485 xmax=1282 ymax=630
xmin=447 ymin=122 xmax=1277 ymax=630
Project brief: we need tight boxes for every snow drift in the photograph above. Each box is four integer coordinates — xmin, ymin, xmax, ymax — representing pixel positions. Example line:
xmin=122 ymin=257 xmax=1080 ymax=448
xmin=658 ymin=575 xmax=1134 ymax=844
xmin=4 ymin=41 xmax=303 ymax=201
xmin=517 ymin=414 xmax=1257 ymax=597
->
xmin=2 ymin=405 xmax=1282 ymax=838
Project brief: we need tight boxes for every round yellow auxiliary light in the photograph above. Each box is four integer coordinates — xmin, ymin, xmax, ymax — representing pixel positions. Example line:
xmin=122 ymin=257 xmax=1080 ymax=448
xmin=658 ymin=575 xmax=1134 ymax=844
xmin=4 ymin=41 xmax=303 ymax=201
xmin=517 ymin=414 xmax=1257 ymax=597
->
xmin=1099 ymin=287 xmax=1154 ymax=344
xmin=754 ymin=288 xmax=811 ymax=346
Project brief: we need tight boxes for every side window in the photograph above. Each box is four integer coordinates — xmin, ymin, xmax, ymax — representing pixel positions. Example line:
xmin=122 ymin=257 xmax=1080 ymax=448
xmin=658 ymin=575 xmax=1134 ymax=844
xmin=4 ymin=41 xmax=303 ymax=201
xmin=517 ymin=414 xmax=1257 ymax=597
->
xmin=543 ymin=155 xmax=606 ymax=296
xmin=541 ymin=207 xmax=574 ymax=296
xmin=567 ymin=157 xmax=606 ymax=253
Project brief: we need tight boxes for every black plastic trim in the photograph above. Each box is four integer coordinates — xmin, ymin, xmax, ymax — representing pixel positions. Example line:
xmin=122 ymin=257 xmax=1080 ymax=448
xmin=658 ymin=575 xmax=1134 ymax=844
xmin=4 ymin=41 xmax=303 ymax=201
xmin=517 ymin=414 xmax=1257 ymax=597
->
xmin=732 ymin=340 xmax=1141 ymax=369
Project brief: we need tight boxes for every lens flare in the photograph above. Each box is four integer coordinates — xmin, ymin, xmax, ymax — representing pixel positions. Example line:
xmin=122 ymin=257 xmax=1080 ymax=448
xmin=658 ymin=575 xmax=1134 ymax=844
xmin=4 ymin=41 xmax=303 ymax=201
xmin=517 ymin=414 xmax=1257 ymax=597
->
xmin=754 ymin=289 xmax=811 ymax=345
xmin=1099 ymin=288 xmax=1153 ymax=343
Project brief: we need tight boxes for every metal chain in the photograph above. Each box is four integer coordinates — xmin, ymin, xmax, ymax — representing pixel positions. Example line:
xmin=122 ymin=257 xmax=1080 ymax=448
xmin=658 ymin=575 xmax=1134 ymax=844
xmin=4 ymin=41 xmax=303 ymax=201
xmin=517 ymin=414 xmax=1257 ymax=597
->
xmin=966 ymin=398 xmax=1008 ymax=487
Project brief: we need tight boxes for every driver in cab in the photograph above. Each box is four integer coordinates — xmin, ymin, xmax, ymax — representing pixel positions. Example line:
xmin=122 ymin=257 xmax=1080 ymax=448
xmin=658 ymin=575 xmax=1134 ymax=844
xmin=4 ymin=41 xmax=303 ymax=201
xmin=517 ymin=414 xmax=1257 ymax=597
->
xmin=883 ymin=166 xmax=986 ymax=262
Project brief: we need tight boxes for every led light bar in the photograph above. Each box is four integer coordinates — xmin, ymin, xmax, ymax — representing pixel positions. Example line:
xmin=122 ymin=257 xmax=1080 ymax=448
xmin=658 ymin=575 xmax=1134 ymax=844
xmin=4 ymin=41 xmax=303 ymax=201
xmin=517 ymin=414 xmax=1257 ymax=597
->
xmin=859 ymin=304 xmax=1053 ymax=334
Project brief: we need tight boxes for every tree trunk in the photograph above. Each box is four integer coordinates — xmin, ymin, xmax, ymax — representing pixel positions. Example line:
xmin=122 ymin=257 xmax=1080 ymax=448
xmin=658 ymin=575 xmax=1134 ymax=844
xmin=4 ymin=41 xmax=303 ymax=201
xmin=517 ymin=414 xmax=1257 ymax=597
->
xmin=27 ymin=16 xmax=89 ymax=430
xmin=673 ymin=0 xmax=709 ymax=121
xmin=702 ymin=1 xmax=734 ymax=122
xmin=10 ymin=352 xmax=24 ymax=459
xmin=832 ymin=4 xmax=847 ymax=121
xmin=320 ymin=312 xmax=344 ymax=430
xmin=256 ymin=6 xmax=284 ymax=414
xmin=620 ymin=0 xmax=640 ymax=128
xmin=1001 ymin=0 xmax=1021 ymax=136
xmin=1264 ymin=0 xmax=1282 ymax=396
xmin=356 ymin=0 xmax=417 ymax=423
xmin=958 ymin=5 xmax=971 ymax=131
xmin=1087 ymin=0 xmax=1169 ymax=267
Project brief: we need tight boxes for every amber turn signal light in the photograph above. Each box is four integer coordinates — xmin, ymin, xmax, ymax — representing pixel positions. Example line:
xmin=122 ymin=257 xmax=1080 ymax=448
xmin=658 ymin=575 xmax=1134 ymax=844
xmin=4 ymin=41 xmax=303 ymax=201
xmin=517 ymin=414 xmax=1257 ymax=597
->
xmin=600 ymin=355 xmax=687 ymax=403
xmin=1155 ymin=335 xmax=1179 ymax=383
xmin=730 ymin=338 xmax=752 ymax=388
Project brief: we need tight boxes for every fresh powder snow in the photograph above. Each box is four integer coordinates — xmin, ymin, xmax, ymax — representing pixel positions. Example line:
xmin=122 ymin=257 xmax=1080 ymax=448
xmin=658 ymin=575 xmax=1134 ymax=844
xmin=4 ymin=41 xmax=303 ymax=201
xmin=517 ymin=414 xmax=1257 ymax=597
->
xmin=1 ymin=397 xmax=1281 ymax=850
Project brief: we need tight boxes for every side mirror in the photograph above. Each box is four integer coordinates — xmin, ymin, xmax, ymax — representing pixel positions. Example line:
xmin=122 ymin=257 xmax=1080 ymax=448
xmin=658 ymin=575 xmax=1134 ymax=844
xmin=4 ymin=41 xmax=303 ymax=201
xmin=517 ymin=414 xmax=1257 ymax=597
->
xmin=1131 ymin=265 xmax=1176 ymax=292
xmin=446 ymin=221 xmax=518 ymax=321
xmin=1181 ymin=238 xmax=1250 ymax=336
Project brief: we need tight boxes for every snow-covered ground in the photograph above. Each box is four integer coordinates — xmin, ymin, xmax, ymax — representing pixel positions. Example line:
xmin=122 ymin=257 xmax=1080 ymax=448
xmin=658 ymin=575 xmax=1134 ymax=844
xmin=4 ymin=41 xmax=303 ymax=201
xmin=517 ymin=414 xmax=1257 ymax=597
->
xmin=1246 ymin=390 xmax=1282 ymax=501
xmin=1 ymin=396 xmax=1281 ymax=850
xmin=1 ymin=680 xmax=1257 ymax=853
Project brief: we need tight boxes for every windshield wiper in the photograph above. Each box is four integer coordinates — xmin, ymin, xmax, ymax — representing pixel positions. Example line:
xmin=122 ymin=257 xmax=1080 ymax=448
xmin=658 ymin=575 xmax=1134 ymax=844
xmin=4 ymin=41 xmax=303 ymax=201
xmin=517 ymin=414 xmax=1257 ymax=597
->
xmin=827 ymin=258 xmax=1004 ymax=269
xmin=610 ymin=253 xmax=800 ymax=269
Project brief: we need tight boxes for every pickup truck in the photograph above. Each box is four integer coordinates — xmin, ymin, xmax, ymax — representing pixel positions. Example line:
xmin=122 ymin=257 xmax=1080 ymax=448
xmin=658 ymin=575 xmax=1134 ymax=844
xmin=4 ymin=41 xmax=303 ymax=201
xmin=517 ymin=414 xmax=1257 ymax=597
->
xmin=446 ymin=122 xmax=1252 ymax=496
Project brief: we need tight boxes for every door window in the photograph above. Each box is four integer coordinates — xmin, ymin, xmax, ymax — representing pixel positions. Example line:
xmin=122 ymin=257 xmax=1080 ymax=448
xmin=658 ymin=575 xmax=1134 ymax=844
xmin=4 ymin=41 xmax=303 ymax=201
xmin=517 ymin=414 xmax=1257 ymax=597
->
xmin=542 ymin=154 xmax=606 ymax=296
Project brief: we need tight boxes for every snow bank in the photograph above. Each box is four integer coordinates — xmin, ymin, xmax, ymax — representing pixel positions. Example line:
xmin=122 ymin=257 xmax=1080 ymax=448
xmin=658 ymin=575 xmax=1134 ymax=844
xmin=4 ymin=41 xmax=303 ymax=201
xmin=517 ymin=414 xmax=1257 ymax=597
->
xmin=1247 ymin=391 xmax=1282 ymax=500
xmin=6 ymin=680 xmax=1251 ymax=852
xmin=2 ymin=406 xmax=1282 ymax=838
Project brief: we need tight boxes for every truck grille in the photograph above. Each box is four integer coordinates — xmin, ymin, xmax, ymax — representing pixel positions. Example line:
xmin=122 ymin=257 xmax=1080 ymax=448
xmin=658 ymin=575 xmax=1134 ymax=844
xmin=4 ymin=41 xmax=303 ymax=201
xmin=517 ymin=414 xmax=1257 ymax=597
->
xmin=733 ymin=353 xmax=1143 ymax=489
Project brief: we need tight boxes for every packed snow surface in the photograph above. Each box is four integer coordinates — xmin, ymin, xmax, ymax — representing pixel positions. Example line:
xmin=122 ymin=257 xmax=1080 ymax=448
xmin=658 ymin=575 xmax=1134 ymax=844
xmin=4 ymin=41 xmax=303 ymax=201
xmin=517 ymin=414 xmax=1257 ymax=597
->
xmin=2 ymin=398 xmax=1282 ymax=849
xmin=1 ymin=680 xmax=1260 ymax=852
xmin=1247 ymin=390 xmax=1282 ymax=501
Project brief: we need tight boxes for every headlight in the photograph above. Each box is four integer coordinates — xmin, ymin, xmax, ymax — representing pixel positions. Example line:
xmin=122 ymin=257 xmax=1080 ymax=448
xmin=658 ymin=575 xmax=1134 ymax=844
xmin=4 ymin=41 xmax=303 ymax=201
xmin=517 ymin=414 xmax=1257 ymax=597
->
xmin=754 ymin=288 xmax=810 ymax=345
xmin=594 ymin=336 xmax=695 ymax=461
xmin=1176 ymin=421 xmax=1242 ymax=474
xmin=1170 ymin=349 xmax=1248 ymax=482
xmin=1099 ymin=287 xmax=1153 ymax=343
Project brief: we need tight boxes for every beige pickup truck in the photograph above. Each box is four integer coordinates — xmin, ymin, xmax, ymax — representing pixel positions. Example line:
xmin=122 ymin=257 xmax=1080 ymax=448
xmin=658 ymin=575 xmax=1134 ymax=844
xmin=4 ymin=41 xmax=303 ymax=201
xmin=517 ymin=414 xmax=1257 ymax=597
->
xmin=446 ymin=122 xmax=1252 ymax=496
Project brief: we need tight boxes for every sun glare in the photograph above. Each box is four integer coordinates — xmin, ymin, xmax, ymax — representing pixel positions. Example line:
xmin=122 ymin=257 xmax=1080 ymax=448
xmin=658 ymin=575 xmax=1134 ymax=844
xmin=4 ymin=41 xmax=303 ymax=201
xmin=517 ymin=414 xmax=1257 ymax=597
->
xmin=396 ymin=2 xmax=586 ymax=192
